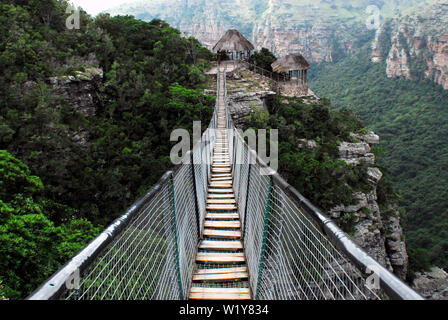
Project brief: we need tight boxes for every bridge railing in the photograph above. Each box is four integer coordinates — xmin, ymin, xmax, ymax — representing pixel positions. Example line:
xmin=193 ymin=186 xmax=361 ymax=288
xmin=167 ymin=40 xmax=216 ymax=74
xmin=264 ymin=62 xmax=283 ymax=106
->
xmin=223 ymin=67 xmax=423 ymax=300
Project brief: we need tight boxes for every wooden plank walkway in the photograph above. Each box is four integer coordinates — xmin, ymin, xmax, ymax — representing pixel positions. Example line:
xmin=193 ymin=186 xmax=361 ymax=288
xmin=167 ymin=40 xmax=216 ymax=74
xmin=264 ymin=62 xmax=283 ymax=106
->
xmin=189 ymin=67 xmax=251 ymax=300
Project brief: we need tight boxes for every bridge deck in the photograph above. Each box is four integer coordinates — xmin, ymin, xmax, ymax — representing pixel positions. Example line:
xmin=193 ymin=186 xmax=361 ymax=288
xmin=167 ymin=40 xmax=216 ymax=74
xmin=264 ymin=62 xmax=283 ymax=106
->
xmin=189 ymin=67 xmax=251 ymax=300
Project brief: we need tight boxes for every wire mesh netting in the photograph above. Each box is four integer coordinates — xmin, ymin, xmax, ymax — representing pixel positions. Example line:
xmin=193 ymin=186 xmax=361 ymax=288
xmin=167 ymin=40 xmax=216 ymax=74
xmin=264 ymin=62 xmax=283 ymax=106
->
xmin=65 ymin=181 xmax=180 ymax=300
xmin=231 ymin=130 xmax=381 ymax=300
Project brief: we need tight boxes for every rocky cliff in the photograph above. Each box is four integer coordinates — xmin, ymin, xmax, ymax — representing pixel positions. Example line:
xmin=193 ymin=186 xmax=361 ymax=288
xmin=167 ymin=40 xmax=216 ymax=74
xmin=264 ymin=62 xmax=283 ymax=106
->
xmin=107 ymin=0 xmax=447 ymax=89
xmin=106 ymin=1 xmax=424 ymax=61
xmin=22 ymin=68 xmax=103 ymax=147
xmin=333 ymin=132 xmax=408 ymax=280
xmin=371 ymin=1 xmax=448 ymax=89
xmin=412 ymin=267 xmax=448 ymax=300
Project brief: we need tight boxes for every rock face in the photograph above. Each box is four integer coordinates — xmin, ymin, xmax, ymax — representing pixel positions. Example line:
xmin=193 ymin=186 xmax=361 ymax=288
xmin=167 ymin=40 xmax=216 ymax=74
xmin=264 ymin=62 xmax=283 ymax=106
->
xmin=48 ymin=68 xmax=103 ymax=117
xmin=108 ymin=1 xmax=447 ymax=89
xmin=412 ymin=267 xmax=448 ymax=300
xmin=331 ymin=131 xmax=409 ymax=281
xmin=227 ymin=89 xmax=269 ymax=126
xmin=386 ymin=31 xmax=413 ymax=79
xmin=21 ymin=68 xmax=103 ymax=147
xmin=372 ymin=1 xmax=448 ymax=89
xmin=338 ymin=141 xmax=375 ymax=165
xmin=107 ymin=1 xmax=426 ymax=61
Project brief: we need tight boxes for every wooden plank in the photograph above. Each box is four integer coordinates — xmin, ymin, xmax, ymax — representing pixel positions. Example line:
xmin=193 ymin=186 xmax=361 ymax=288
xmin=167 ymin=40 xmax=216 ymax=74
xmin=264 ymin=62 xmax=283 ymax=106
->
xmin=207 ymin=194 xmax=235 ymax=199
xmin=193 ymin=272 xmax=248 ymax=282
xmin=207 ymin=205 xmax=238 ymax=211
xmin=211 ymin=174 xmax=232 ymax=178
xmin=205 ymin=213 xmax=239 ymax=219
xmin=195 ymin=267 xmax=248 ymax=275
xmin=208 ymin=185 xmax=233 ymax=190
xmin=199 ymin=240 xmax=243 ymax=251
xmin=207 ymin=199 xmax=236 ymax=204
xmin=209 ymin=183 xmax=233 ymax=188
xmin=189 ymin=292 xmax=251 ymax=300
xmin=209 ymin=179 xmax=232 ymax=183
xmin=208 ymin=189 xmax=234 ymax=193
xmin=204 ymin=221 xmax=241 ymax=229
xmin=203 ymin=229 xmax=241 ymax=239
xmin=190 ymin=287 xmax=250 ymax=294
xmin=189 ymin=292 xmax=250 ymax=300
xmin=196 ymin=252 xmax=245 ymax=264
xmin=212 ymin=169 xmax=231 ymax=173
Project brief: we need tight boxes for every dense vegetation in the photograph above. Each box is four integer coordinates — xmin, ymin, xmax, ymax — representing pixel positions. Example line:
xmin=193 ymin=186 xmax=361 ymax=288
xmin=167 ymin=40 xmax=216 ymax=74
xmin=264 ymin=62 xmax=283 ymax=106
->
xmin=248 ymin=47 xmax=277 ymax=71
xmin=0 ymin=0 xmax=214 ymax=298
xmin=243 ymin=95 xmax=385 ymax=234
xmin=309 ymin=46 xmax=448 ymax=271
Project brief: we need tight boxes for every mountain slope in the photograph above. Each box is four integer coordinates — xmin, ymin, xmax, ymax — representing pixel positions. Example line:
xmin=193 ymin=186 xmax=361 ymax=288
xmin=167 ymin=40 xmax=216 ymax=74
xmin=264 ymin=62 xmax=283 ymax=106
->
xmin=106 ymin=0 xmax=427 ymax=57
xmin=107 ymin=0 xmax=448 ymax=90
xmin=308 ymin=47 xmax=448 ymax=269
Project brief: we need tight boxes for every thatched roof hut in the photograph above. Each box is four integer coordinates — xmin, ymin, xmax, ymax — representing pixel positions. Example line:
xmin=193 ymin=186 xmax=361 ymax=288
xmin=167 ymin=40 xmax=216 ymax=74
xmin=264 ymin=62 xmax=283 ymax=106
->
xmin=271 ymin=54 xmax=310 ymax=73
xmin=213 ymin=29 xmax=255 ymax=52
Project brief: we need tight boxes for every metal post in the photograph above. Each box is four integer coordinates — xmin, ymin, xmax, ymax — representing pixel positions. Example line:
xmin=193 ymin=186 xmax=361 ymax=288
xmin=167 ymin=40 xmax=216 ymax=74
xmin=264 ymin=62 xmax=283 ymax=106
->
xmin=242 ymin=163 xmax=252 ymax=239
xmin=170 ymin=173 xmax=184 ymax=300
xmin=255 ymin=177 xmax=273 ymax=299
xmin=190 ymin=152 xmax=201 ymax=240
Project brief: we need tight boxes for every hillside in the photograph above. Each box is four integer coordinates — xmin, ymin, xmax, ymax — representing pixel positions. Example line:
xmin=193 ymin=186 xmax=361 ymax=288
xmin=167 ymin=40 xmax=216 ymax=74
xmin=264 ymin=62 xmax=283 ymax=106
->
xmin=107 ymin=0 xmax=448 ymax=90
xmin=308 ymin=46 xmax=448 ymax=270
xmin=106 ymin=0 xmax=426 ymax=57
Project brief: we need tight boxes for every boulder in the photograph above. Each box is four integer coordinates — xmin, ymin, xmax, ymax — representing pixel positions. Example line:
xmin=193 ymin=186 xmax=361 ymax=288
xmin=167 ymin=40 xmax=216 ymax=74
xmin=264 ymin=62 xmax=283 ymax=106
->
xmin=413 ymin=267 xmax=448 ymax=300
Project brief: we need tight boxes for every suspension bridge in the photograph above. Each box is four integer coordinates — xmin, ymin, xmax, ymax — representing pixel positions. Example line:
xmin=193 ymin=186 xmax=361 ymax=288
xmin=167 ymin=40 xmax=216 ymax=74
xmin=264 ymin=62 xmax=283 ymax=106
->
xmin=28 ymin=65 xmax=423 ymax=301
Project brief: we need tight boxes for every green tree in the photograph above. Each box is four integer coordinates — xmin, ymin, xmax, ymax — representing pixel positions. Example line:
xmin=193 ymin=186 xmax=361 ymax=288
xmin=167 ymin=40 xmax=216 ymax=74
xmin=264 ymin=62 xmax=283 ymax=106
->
xmin=249 ymin=47 xmax=277 ymax=71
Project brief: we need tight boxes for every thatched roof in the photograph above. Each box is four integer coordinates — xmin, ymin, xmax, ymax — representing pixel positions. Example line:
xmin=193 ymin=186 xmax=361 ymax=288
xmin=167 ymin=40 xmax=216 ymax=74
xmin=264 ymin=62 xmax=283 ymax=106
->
xmin=212 ymin=29 xmax=255 ymax=52
xmin=271 ymin=54 xmax=310 ymax=72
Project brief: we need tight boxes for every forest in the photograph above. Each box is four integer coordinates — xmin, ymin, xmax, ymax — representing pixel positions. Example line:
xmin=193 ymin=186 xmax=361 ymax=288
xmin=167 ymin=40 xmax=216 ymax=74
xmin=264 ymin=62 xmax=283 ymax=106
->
xmin=0 ymin=0 xmax=214 ymax=299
